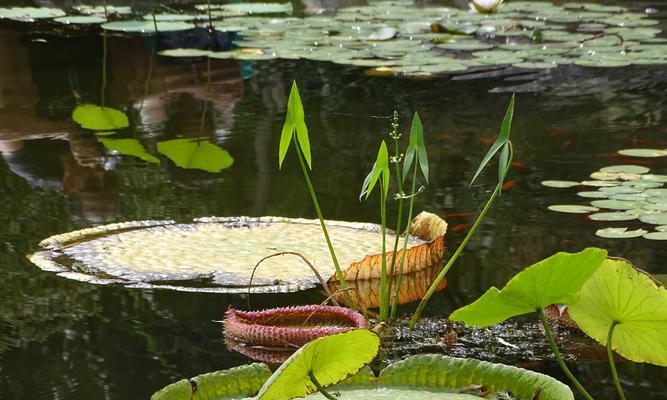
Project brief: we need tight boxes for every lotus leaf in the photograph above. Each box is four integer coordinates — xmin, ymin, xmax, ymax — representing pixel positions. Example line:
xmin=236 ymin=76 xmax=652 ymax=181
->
xmin=72 ymin=104 xmax=129 ymax=131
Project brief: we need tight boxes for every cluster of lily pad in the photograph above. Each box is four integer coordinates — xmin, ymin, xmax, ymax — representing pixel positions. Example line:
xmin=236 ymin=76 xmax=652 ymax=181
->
xmin=543 ymin=148 xmax=667 ymax=240
xmin=2 ymin=1 xmax=667 ymax=76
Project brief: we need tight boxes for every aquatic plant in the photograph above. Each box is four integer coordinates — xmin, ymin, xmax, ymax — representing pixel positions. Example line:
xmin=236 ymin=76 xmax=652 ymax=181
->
xmin=450 ymin=248 xmax=607 ymax=400
xmin=469 ymin=0 xmax=504 ymax=14
xmin=151 ymin=350 xmax=574 ymax=400
xmin=278 ymin=82 xmax=351 ymax=302
xmin=568 ymin=258 xmax=667 ymax=399
xmin=408 ymin=94 xmax=515 ymax=329
xmin=223 ymin=305 xmax=366 ymax=347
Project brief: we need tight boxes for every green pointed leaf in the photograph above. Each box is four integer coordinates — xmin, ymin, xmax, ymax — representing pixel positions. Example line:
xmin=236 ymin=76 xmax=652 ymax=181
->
xmin=98 ymin=138 xmax=159 ymax=164
xmin=157 ymin=138 xmax=234 ymax=173
xmin=450 ymin=248 xmax=608 ymax=327
xmin=402 ymin=142 xmax=416 ymax=183
xmin=362 ymin=141 xmax=390 ymax=200
xmin=296 ymin=120 xmax=311 ymax=169
xmin=279 ymin=122 xmax=294 ymax=169
xmin=569 ymin=259 xmax=667 ymax=366
xmin=256 ymin=330 xmax=380 ymax=400
xmin=410 ymin=112 xmax=428 ymax=184
xmin=72 ymin=104 xmax=129 ymax=131
xmin=360 ymin=162 xmax=377 ymax=201
xmin=469 ymin=94 xmax=514 ymax=187
xmin=498 ymin=142 xmax=510 ymax=187
xmin=151 ymin=363 xmax=271 ymax=400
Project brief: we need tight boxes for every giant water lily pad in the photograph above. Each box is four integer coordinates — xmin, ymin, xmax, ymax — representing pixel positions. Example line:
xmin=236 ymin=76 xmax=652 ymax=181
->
xmin=29 ymin=213 xmax=445 ymax=294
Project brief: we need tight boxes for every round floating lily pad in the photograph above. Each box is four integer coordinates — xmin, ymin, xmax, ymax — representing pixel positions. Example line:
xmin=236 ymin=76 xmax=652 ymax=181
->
xmin=54 ymin=15 xmax=107 ymax=24
xmin=643 ymin=203 xmax=667 ymax=212
xmin=159 ymin=48 xmax=213 ymax=57
xmin=622 ymin=181 xmax=664 ymax=189
xmin=580 ymin=180 xmax=620 ymax=187
xmin=595 ymin=227 xmax=648 ymax=239
xmin=644 ymin=232 xmax=667 ymax=240
xmin=610 ymin=193 xmax=646 ymax=202
xmin=591 ymin=199 xmax=647 ymax=211
xmin=618 ymin=148 xmax=667 ymax=158
xmin=0 ymin=7 xmax=66 ymax=20
xmin=642 ymin=174 xmax=667 ymax=183
xmin=599 ymin=165 xmax=650 ymax=174
xmin=102 ymin=20 xmax=195 ymax=33
xmin=199 ymin=2 xmax=293 ymax=14
xmin=639 ymin=213 xmax=667 ymax=225
xmin=437 ymin=42 xmax=494 ymax=51
xmin=541 ymin=180 xmax=580 ymax=188
xmin=548 ymin=205 xmax=599 ymax=214
xmin=598 ymin=186 xmax=644 ymax=194
xmin=75 ymin=5 xmax=132 ymax=15
xmin=644 ymin=189 xmax=667 ymax=197
xmin=591 ymin=171 xmax=641 ymax=181
xmin=588 ymin=212 xmax=638 ymax=222
xmin=29 ymin=216 xmax=441 ymax=294
xmin=577 ymin=191 xmax=611 ymax=199
xmin=513 ymin=62 xmax=556 ymax=69
xmin=656 ymin=226 xmax=667 ymax=232
xmin=142 ymin=14 xmax=199 ymax=22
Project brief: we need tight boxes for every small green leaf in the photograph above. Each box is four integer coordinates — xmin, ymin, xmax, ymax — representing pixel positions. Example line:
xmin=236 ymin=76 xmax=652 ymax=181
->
xmin=450 ymin=248 xmax=608 ymax=327
xmin=412 ymin=112 xmax=429 ymax=184
xmin=469 ymin=94 xmax=515 ymax=187
xmin=402 ymin=142 xmax=416 ymax=183
xmin=72 ymin=104 xmax=129 ymax=131
xmin=569 ymin=259 xmax=667 ymax=366
xmin=296 ymin=120 xmax=311 ymax=169
xmin=498 ymin=142 xmax=510 ymax=187
xmin=362 ymin=141 xmax=390 ymax=200
xmin=279 ymin=122 xmax=294 ymax=168
xmin=360 ymin=162 xmax=377 ymax=201
xmin=98 ymin=138 xmax=159 ymax=164
xmin=279 ymin=81 xmax=308 ymax=169
xmin=256 ymin=330 xmax=380 ymax=400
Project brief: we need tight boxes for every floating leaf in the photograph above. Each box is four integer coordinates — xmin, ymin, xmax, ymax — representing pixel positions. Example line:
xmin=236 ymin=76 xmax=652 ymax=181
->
xmin=151 ymin=363 xmax=271 ymax=400
xmin=595 ymin=227 xmax=648 ymax=239
xmin=577 ymin=191 xmax=611 ymax=199
xmin=618 ymin=148 xmax=667 ymax=158
xmin=0 ymin=7 xmax=65 ymax=20
xmin=600 ymin=165 xmax=650 ymax=174
xmin=588 ymin=212 xmax=637 ymax=221
xmin=199 ymin=2 xmax=293 ymax=15
xmin=98 ymin=138 xmax=159 ymax=164
xmin=256 ymin=330 xmax=380 ymax=399
xmin=159 ymin=48 xmax=213 ymax=57
xmin=639 ymin=213 xmax=667 ymax=225
xmin=644 ymin=232 xmax=667 ymax=240
xmin=590 ymin=199 xmax=646 ymax=210
xmin=54 ymin=15 xmax=106 ymax=24
xmin=157 ymin=138 xmax=234 ymax=173
xmin=580 ymin=180 xmax=621 ymax=187
xmin=449 ymin=248 xmax=607 ymax=327
xmin=569 ymin=259 xmax=667 ymax=366
xmin=548 ymin=205 xmax=599 ymax=214
xmin=102 ymin=20 xmax=195 ymax=33
xmin=541 ymin=180 xmax=580 ymax=188
xmin=72 ymin=104 xmax=129 ymax=131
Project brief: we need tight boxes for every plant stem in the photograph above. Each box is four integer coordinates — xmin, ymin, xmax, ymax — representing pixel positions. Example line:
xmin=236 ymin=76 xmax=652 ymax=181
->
xmin=295 ymin=144 xmax=352 ymax=305
xmin=379 ymin=179 xmax=389 ymax=321
xmin=607 ymin=321 xmax=626 ymax=400
xmin=409 ymin=143 xmax=513 ymax=329
xmin=408 ymin=181 xmax=502 ymax=329
xmin=538 ymin=308 xmax=595 ymax=400
xmin=390 ymin=160 xmax=417 ymax=320
xmin=387 ymin=138 xmax=404 ymax=318
xmin=101 ymin=31 xmax=107 ymax=108
xmin=308 ymin=371 xmax=337 ymax=400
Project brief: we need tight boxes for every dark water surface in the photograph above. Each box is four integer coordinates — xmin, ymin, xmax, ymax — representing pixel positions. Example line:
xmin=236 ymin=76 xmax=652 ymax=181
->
xmin=1 ymin=1 xmax=667 ymax=399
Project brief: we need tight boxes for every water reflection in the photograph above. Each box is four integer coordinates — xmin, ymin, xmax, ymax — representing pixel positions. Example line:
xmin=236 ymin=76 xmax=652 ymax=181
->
xmin=1 ymin=4 xmax=667 ymax=399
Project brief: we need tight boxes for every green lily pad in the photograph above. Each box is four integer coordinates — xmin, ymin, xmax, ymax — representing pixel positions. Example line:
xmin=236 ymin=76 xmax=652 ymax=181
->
xmin=577 ymin=191 xmax=611 ymax=199
xmin=656 ymin=225 xmax=667 ymax=232
xmin=639 ymin=213 xmax=667 ymax=225
xmin=157 ymin=138 xmax=234 ymax=173
xmin=622 ymin=181 xmax=663 ymax=189
xmin=54 ymin=15 xmax=107 ymax=24
xmin=548 ymin=205 xmax=599 ymax=214
xmin=644 ymin=189 xmax=667 ymax=197
xmin=257 ymin=330 xmax=380 ymax=399
xmin=642 ymin=174 xmax=667 ymax=183
xmin=590 ymin=171 xmax=641 ymax=181
xmin=98 ymin=138 xmax=159 ymax=164
xmin=102 ymin=20 xmax=195 ymax=33
xmin=618 ymin=148 xmax=667 ymax=158
xmin=590 ymin=199 xmax=647 ymax=210
xmin=595 ymin=227 xmax=648 ymax=239
xmin=598 ymin=185 xmax=644 ymax=194
xmin=580 ymin=180 xmax=620 ymax=187
xmin=199 ymin=2 xmax=293 ymax=15
xmin=569 ymin=259 xmax=667 ymax=366
xmin=599 ymin=165 xmax=650 ymax=174
xmin=437 ymin=42 xmax=494 ymax=51
xmin=72 ymin=104 xmax=129 ymax=131
xmin=159 ymin=48 xmax=213 ymax=57
xmin=541 ymin=180 xmax=580 ymax=188
xmin=74 ymin=5 xmax=132 ymax=15
xmin=0 ymin=7 xmax=66 ymax=20
xmin=588 ymin=212 xmax=638 ymax=222
xmin=450 ymin=248 xmax=607 ymax=327
xmin=142 ymin=14 xmax=199 ymax=22
xmin=644 ymin=232 xmax=667 ymax=240
xmin=513 ymin=61 xmax=556 ymax=69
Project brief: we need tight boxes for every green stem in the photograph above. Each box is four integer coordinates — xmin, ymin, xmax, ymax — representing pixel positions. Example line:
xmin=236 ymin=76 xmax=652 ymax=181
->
xmin=538 ymin=309 xmax=595 ymax=400
xmin=387 ymin=138 xmax=404 ymax=317
xmin=101 ymin=30 xmax=107 ymax=108
xmin=308 ymin=371 xmax=337 ymax=400
xmin=390 ymin=160 xmax=417 ymax=320
xmin=607 ymin=322 xmax=626 ymax=400
xmin=379 ymin=180 xmax=389 ymax=321
xmin=294 ymin=144 xmax=352 ymax=305
xmin=409 ymin=143 xmax=513 ymax=330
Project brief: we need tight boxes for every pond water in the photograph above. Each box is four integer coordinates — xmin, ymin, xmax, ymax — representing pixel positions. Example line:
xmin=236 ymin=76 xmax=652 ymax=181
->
xmin=1 ymin=0 xmax=667 ymax=399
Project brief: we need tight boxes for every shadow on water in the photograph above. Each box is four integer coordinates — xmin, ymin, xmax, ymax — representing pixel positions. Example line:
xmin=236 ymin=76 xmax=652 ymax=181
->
xmin=0 ymin=0 xmax=667 ymax=399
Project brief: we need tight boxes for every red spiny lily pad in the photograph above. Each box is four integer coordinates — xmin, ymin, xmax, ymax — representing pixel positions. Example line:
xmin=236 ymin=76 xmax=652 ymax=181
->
xmin=223 ymin=305 xmax=366 ymax=348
